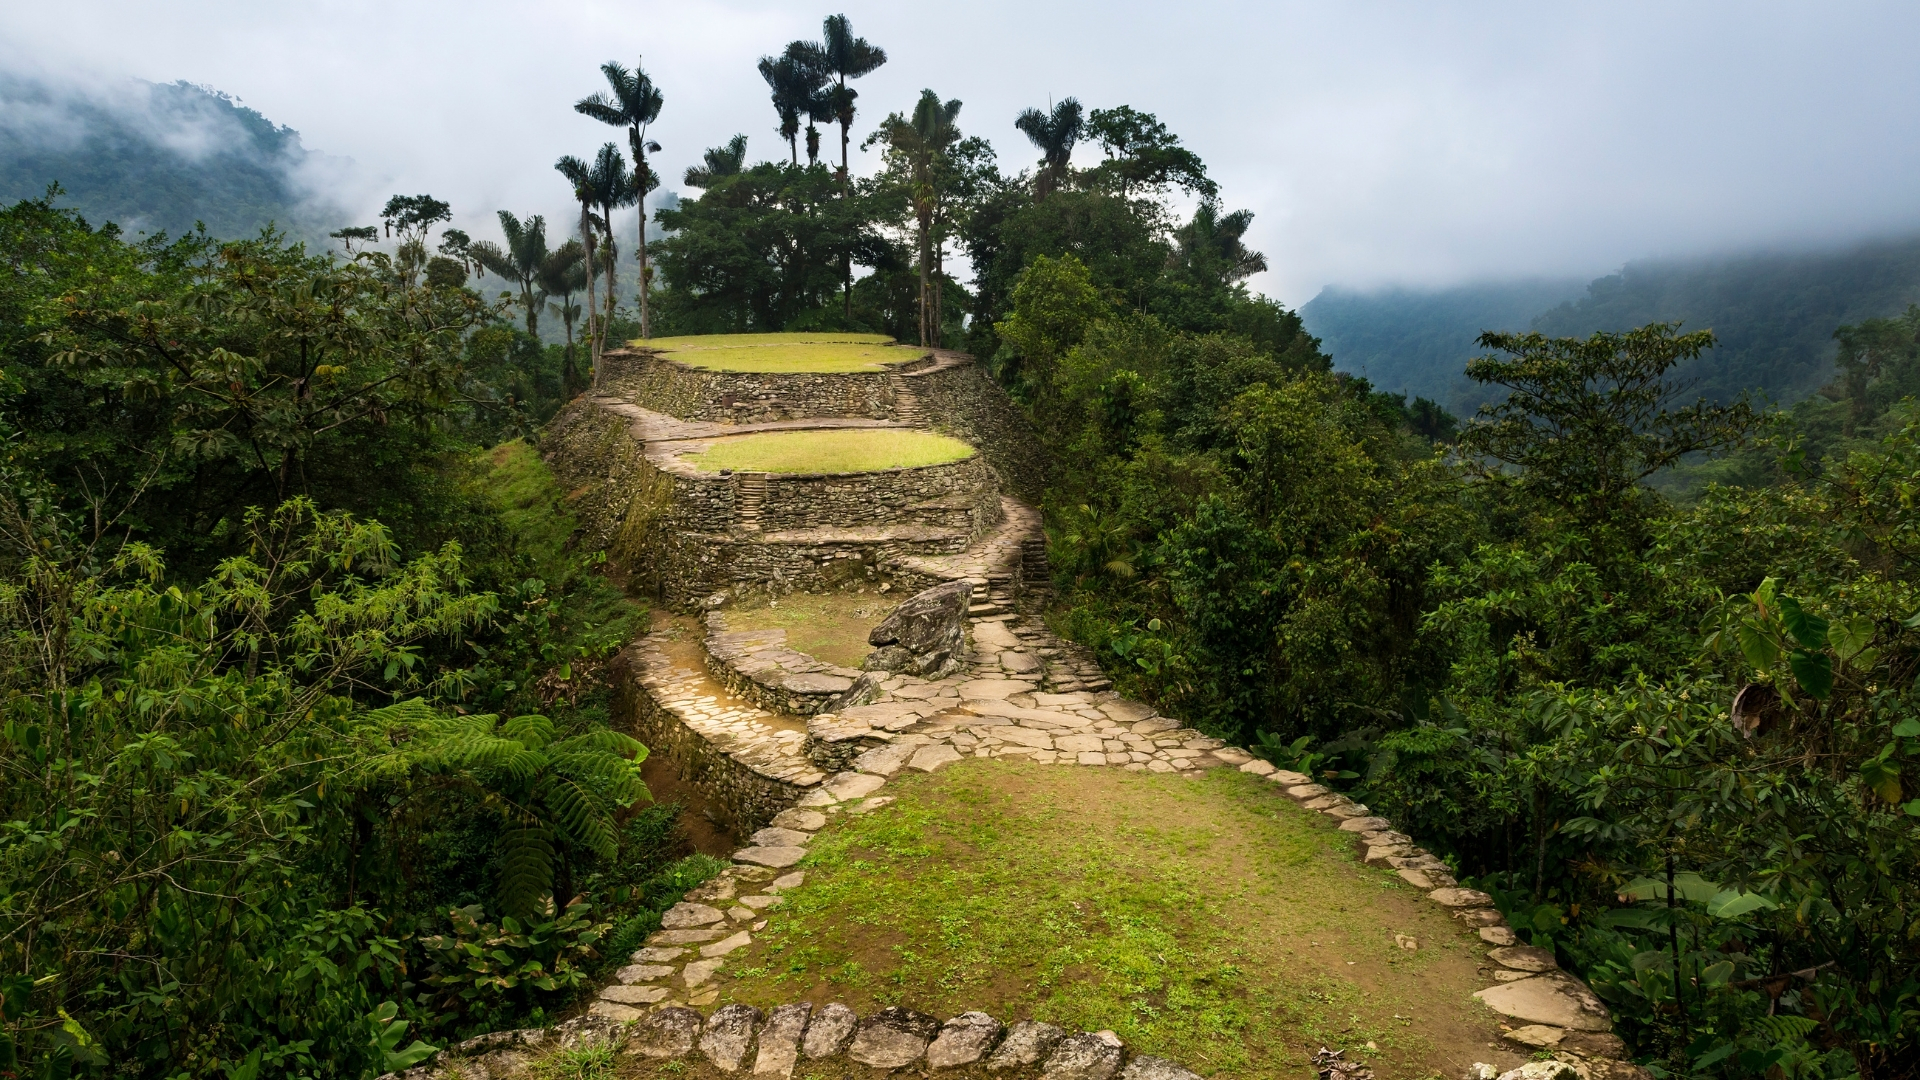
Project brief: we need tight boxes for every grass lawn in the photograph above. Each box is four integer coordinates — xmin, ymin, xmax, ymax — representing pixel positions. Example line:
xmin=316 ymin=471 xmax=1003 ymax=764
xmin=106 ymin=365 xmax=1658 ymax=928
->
xmin=642 ymin=333 xmax=923 ymax=373
xmin=711 ymin=762 xmax=1515 ymax=1080
xmin=684 ymin=429 xmax=975 ymax=474
xmin=723 ymin=590 xmax=895 ymax=668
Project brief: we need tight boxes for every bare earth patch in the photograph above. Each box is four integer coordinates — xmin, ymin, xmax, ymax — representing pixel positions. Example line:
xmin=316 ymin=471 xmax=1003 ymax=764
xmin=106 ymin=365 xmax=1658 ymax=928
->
xmin=723 ymin=591 xmax=893 ymax=669
xmin=684 ymin=429 xmax=975 ymax=474
xmin=709 ymin=762 xmax=1522 ymax=1080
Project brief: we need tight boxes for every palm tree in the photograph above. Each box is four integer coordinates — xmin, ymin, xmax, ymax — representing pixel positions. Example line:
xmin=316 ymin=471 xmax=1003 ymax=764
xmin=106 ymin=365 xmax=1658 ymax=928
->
xmin=555 ymin=154 xmax=605 ymax=374
xmin=470 ymin=211 xmax=550 ymax=336
xmin=575 ymin=60 xmax=664 ymax=340
xmin=757 ymin=54 xmax=825 ymax=166
xmin=1015 ymin=98 xmax=1084 ymax=199
xmin=538 ymin=240 xmax=589 ymax=394
xmin=684 ymin=135 xmax=749 ymax=188
xmin=588 ymin=143 xmax=637 ymax=376
xmin=879 ymin=90 xmax=963 ymax=348
xmin=1172 ymin=201 xmax=1268 ymax=284
xmin=789 ymin=14 xmax=887 ymax=187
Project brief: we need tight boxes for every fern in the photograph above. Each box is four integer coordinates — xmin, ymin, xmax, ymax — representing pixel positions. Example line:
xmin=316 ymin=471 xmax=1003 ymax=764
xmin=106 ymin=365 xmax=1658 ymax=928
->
xmin=1748 ymin=1015 xmax=1819 ymax=1043
xmin=497 ymin=828 xmax=557 ymax=918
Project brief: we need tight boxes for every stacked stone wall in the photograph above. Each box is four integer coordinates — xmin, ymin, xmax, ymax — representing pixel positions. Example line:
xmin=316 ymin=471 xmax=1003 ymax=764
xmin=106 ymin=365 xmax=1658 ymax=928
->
xmin=601 ymin=349 xmax=931 ymax=422
xmin=909 ymin=359 xmax=1050 ymax=504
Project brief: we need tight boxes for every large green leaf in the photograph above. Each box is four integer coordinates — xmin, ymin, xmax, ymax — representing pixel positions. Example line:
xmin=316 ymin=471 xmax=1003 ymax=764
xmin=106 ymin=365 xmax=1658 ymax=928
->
xmin=1706 ymin=889 xmax=1777 ymax=919
xmin=1788 ymin=650 xmax=1833 ymax=699
xmin=1737 ymin=622 xmax=1780 ymax=671
xmin=1777 ymin=596 xmax=1829 ymax=650
xmin=1827 ymin=615 xmax=1874 ymax=660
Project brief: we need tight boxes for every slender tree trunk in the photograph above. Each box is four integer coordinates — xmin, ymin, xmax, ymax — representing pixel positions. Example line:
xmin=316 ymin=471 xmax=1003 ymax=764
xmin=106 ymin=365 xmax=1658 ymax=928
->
xmin=916 ymin=209 xmax=932 ymax=348
xmin=933 ymin=237 xmax=945 ymax=348
xmin=1668 ymin=852 xmax=1688 ymax=1039
xmin=602 ymin=207 xmax=618 ymax=360
xmin=635 ymin=153 xmax=651 ymax=340
xmin=580 ymin=205 xmax=601 ymax=389
xmin=562 ymin=304 xmax=577 ymax=395
xmin=840 ymin=115 xmax=851 ymax=191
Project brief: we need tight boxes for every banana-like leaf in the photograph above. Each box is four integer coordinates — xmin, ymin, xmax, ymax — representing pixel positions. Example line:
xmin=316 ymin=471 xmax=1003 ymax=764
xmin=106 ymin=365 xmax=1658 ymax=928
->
xmin=1705 ymin=889 xmax=1777 ymax=919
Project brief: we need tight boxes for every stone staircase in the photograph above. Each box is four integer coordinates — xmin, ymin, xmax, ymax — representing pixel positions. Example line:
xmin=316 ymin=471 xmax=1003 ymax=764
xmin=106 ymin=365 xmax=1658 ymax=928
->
xmin=888 ymin=373 xmax=926 ymax=427
xmin=732 ymin=472 xmax=769 ymax=532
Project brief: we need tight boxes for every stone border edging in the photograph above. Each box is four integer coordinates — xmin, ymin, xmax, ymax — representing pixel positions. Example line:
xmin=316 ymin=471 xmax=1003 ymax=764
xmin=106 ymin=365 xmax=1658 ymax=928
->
xmin=380 ymin=1001 xmax=1211 ymax=1080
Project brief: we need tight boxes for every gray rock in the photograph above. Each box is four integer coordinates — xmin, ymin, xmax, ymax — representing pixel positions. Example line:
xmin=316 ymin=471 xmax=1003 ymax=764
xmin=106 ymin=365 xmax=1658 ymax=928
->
xmin=1495 ymin=1063 xmax=1582 ymax=1080
xmin=869 ymin=580 xmax=971 ymax=653
xmin=701 ymin=1004 xmax=766 ymax=1072
xmin=751 ymin=1002 xmax=812 ymax=1077
xmin=852 ymin=742 xmax=917 ymax=776
xmin=769 ymin=808 xmax=827 ymax=831
xmin=1489 ymin=945 xmax=1559 ymax=972
xmin=632 ymin=946 xmax=686 ymax=962
xmin=681 ymin=958 xmax=724 ymax=987
xmin=986 ymin=1021 xmax=1067 ymax=1070
xmin=750 ymin=826 xmax=814 ymax=848
xmin=651 ymin=927 xmax=724 ymax=945
xmin=784 ymin=672 xmax=854 ymax=695
xmin=1479 ymin=926 xmax=1520 ymax=946
xmin=625 ymin=1005 xmax=703 ymax=1058
xmin=849 ymin=1006 xmax=940 ymax=1068
xmin=1474 ymin=973 xmax=1613 ymax=1031
xmin=826 ymin=670 xmax=886 ymax=711
xmin=734 ymin=846 xmax=808 ymax=868
xmin=598 ymin=984 xmax=670 ymax=1005
xmin=614 ymin=963 xmax=675 ymax=983
xmin=661 ymin=902 xmax=726 ymax=928
xmin=801 ymin=1002 xmax=859 ymax=1059
xmin=1429 ymin=887 xmax=1497 ymax=907
xmin=909 ymin=743 xmax=963 ymax=772
xmin=863 ymin=645 xmax=916 ymax=672
xmin=1118 ymin=1057 xmax=1204 ymax=1080
xmin=926 ymin=1011 xmax=1005 ymax=1068
xmin=700 ymin=930 xmax=753 ymax=958
xmin=1041 ymin=1031 xmax=1124 ymax=1080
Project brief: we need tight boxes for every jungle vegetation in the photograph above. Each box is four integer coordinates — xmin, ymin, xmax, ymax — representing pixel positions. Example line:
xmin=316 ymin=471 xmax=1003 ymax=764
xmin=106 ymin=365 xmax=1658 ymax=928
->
xmin=3 ymin=11 xmax=1919 ymax=1080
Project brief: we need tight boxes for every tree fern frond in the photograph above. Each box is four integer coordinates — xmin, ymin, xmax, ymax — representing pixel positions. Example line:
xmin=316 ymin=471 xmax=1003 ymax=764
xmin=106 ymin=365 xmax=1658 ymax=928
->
xmin=501 ymin=713 xmax=554 ymax=750
xmin=539 ymin=777 xmax=618 ymax=860
xmin=550 ymin=729 xmax=644 ymax=759
xmin=496 ymin=827 xmax=555 ymax=919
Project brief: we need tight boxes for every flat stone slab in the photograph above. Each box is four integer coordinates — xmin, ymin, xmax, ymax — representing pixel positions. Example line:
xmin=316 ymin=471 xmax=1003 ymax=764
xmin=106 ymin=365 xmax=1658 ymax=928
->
xmin=701 ymin=1003 xmax=765 ymax=1071
xmin=802 ymin=1002 xmax=859 ymax=1059
xmin=853 ymin=742 xmax=917 ymax=776
xmin=823 ymin=771 xmax=888 ymax=800
xmin=628 ymin=1006 xmax=704 ymax=1058
xmin=909 ymin=743 xmax=963 ymax=772
xmin=1430 ymin=887 xmax=1497 ymax=907
xmin=1042 ymin=1030 xmax=1124 ymax=1080
xmin=662 ymin=902 xmax=726 ymax=928
xmin=972 ymin=621 xmax=1021 ymax=647
xmin=985 ymin=1020 xmax=1065 ymax=1069
xmin=1474 ymin=973 xmax=1612 ymax=1031
xmin=651 ymin=927 xmax=724 ymax=945
xmin=701 ymin=930 xmax=753 ymax=958
xmin=1098 ymin=699 xmax=1156 ymax=724
xmin=598 ymin=984 xmax=670 ymax=1004
xmin=1239 ymin=759 xmax=1276 ymax=776
xmin=959 ymin=678 xmax=1036 ymax=699
xmin=615 ymin=963 xmax=676 ymax=983
xmin=1480 ymin=926 xmax=1520 ymax=946
xmin=784 ymin=672 xmax=855 ymax=694
xmin=1489 ymin=945 xmax=1559 ymax=972
xmin=849 ymin=1006 xmax=939 ymax=1068
xmin=769 ymin=808 xmax=827 ymax=831
xmin=927 ymin=1011 xmax=1005 ymax=1068
xmin=681 ymin=958 xmax=724 ymax=987
xmin=1339 ymin=816 xmax=1394 ymax=832
xmin=749 ymin=826 xmax=813 ymax=848
xmin=752 ymin=1002 xmax=812 ymax=1077
xmin=735 ymin=846 xmax=808 ymax=868
xmin=1118 ymin=1058 xmax=1205 ymax=1080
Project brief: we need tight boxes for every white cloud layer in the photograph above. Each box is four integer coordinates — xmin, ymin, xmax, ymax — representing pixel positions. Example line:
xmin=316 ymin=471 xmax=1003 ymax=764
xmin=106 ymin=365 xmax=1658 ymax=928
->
xmin=5 ymin=0 xmax=1920 ymax=305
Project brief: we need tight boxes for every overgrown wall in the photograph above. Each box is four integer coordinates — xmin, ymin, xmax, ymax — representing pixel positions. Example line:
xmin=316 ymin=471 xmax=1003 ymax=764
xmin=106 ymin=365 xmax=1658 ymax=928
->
xmin=907 ymin=359 xmax=1051 ymax=504
xmin=600 ymin=349 xmax=929 ymax=422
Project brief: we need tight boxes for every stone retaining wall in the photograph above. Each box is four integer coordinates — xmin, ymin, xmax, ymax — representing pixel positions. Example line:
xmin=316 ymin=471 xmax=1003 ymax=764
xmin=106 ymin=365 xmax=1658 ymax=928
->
xmin=601 ymin=348 xmax=931 ymax=422
xmin=907 ymin=355 xmax=1051 ymax=504
xmin=609 ymin=643 xmax=820 ymax=835
xmin=703 ymin=612 xmax=867 ymax=716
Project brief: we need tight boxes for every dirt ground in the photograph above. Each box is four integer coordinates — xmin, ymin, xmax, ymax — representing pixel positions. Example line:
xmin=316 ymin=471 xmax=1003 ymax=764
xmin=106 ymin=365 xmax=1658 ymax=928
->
xmin=704 ymin=762 xmax=1528 ymax=1080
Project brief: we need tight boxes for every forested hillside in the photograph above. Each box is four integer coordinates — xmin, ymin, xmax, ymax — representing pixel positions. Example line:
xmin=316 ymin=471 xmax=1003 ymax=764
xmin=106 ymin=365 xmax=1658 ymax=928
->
xmin=1307 ymin=237 xmax=1920 ymax=412
xmin=0 ymin=76 xmax=337 ymax=239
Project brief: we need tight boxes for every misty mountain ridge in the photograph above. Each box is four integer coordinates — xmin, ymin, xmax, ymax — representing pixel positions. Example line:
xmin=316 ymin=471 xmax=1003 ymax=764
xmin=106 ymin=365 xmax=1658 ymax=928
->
xmin=1305 ymin=236 xmax=1920 ymax=416
xmin=0 ymin=76 xmax=346 ymax=240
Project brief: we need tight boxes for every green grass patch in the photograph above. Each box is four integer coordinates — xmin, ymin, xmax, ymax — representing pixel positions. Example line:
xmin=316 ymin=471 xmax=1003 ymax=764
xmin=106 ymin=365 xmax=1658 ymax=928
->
xmin=724 ymin=591 xmax=894 ymax=668
xmin=715 ymin=762 xmax=1511 ymax=1080
xmin=685 ymin=429 xmax=974 ymax=474
xmin=640 ymin=333 xmax=922 ymax=373
xmin=471 ymin=439 xmax=581 ymax=582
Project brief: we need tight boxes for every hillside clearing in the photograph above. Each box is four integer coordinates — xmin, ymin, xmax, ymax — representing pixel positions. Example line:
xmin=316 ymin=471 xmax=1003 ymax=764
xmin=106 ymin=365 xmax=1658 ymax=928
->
xmin=684 ymin=428 xmax=975 ymax=474
xmin=709 ymin=762 xmax=1521 ymax=1080
xmin=642 ymin=333 xmax=923 ymax=373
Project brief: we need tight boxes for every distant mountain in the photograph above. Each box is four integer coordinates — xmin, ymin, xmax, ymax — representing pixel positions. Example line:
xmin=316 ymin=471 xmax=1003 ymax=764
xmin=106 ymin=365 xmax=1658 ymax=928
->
xmin=0 ymin=76 xmax=343 ymax=240
xmin=1303 ymin=237 xmax=1920 ymax=415
xmin=1300 ymin=279 xmax=1587 ymax=416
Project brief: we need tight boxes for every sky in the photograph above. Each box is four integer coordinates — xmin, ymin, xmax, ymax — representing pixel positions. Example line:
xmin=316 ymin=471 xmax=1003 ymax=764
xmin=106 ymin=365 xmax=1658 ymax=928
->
xmin=6 ymin=0 xmax=1920 ymax=307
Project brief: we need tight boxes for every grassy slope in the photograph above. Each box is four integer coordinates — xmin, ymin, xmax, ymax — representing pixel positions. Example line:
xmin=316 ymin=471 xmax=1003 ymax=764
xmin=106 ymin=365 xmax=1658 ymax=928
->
xmin=685 ymin=429 xmax=975 ymax=474
xmin=716 ymin=762 xmax=1512 ymax=1080
xmin=644 ymin=332 xmax=896 ymax=348
xmin=659 ymin=343 xmax=922 ymax=373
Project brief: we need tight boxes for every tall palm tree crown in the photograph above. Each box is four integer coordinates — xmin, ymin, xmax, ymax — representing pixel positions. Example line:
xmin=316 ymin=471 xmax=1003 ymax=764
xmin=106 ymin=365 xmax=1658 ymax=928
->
xmin=757 ymin=54 xmax=827 ymax=166
xmin=788 ymin=14 xmax=886 ymax=185
xmin=555 ymin=152 xmax=605 ymax=376
xmin=537 ymin=240 xmax=588 ymax=392
xmin=685 ymin=135 xmax=749 ymax=188
xmin=1015 ymin=97 xmax=1085 ymax=199
xmin=575 ymin=60 xmax=664 ymax=339
xmin=469 ymin=211 xmax=550 ymax=336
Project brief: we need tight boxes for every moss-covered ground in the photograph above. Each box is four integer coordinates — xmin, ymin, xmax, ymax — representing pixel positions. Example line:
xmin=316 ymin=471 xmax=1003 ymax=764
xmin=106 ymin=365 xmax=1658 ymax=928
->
xmin=723 ymin=590 xmax=894 ymax=668
xmin=709 ymin=762 xmax=1516 ymax=1080
xmin=643 ymin=332 xmax=922 ymax=373
xmin=685 ymin=429 xmax=975 ymax=474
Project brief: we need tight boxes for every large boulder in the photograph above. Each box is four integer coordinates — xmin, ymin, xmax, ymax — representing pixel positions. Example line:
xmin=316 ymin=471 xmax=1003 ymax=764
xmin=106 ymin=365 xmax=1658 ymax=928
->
xmin=864 ymin=581 xmax=971 ymax=678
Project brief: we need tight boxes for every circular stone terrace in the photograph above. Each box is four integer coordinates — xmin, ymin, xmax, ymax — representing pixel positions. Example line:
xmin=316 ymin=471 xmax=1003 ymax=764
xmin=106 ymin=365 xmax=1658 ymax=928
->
xmin=496 ymin=335 xmax=1645 ymax=1080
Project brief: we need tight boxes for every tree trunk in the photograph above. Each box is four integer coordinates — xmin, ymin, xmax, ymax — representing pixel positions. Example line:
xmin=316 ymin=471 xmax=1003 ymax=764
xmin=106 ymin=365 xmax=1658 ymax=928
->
xmin=602 ymin=207 xmax=618 ymax=361
xmin=562 ymin=304 xmax=577 ymax=396
xmin=933 ymin=238 xmax=944 ymax=348
xmin=916 ymin=209 xmax=932 ymax=348
xmin=636 ymin=154 xmax=651 ymax=340
xmin=581 ymin=205 xmax=601 ymax=389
